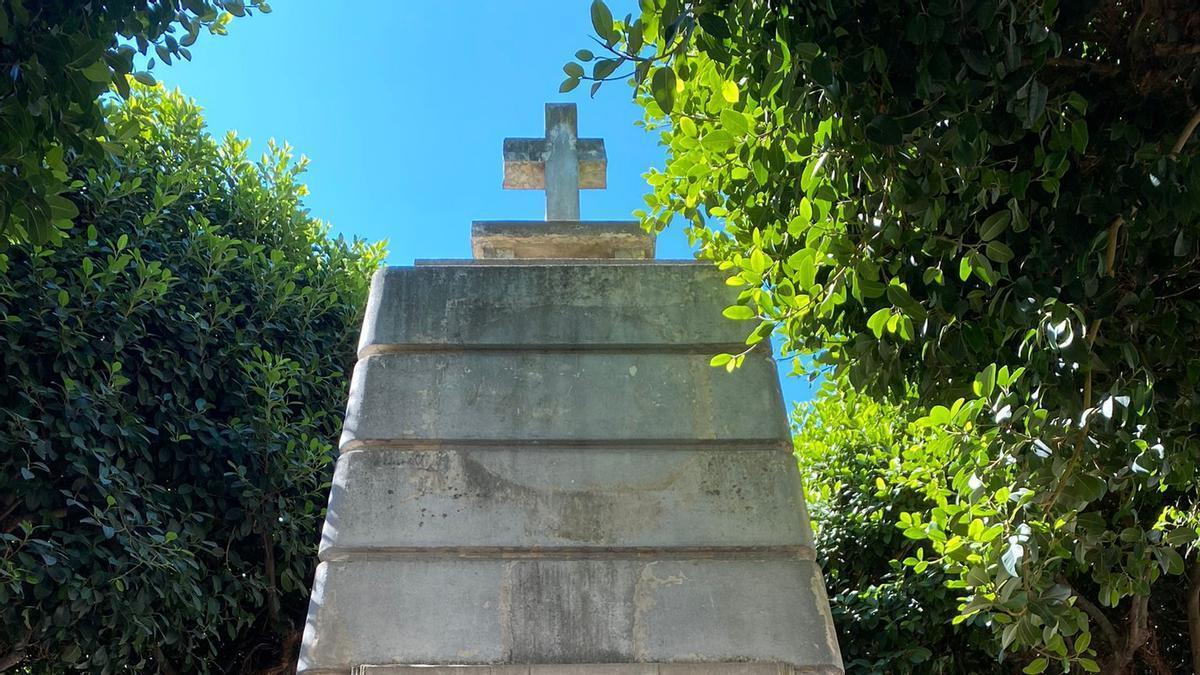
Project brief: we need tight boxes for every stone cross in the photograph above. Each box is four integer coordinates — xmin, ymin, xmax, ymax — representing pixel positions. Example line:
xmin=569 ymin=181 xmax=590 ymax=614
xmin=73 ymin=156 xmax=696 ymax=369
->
xmin=503 ymin=103 xmax=607 ymax=221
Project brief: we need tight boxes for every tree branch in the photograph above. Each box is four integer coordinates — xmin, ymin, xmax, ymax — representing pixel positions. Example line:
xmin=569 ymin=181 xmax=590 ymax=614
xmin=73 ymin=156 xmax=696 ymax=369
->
xmin=1138 ymin=608 xmax=1174 ymax=675
xmin=1170 ymin=108 xmax=1200 ymax=158
xmin=1068 ymin=581 xmax=1121 ymax=650
xmin=1188 ymin=554 xmax=1200 ymax=675
xmin=0 ymin=629 xmax=31 ymax=672
xmin=0 ymin=650 xmax=26 ymax=673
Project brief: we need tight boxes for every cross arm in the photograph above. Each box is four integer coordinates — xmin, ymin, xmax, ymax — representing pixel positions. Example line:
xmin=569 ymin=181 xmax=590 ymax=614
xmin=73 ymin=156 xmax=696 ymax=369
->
xmin=502 ymin=138 xmax=607 ymax=190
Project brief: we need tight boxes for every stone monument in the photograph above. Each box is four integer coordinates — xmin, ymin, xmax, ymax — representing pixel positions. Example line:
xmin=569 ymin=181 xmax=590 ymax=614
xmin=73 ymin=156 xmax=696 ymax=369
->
xmin=297 ymin=103 xmax=843 ymax=675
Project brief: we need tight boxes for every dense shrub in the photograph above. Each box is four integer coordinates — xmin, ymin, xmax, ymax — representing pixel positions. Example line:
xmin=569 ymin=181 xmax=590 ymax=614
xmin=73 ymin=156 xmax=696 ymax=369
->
xmin=576 ymin=0 xmax=1200 ymax=670
xmin=0 ymin=0 xmax=268 ymax=250
xmin=795 ymin=385 xmax=998 ymax=674
xmin=0 ymin=86 xmax=385 ymax=673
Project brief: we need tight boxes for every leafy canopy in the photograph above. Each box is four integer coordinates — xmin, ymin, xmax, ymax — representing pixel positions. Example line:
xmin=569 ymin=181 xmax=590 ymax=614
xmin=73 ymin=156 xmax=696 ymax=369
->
xmin=795 ymin=384 xmax=998 ymax=674
xmin=0 ymin=0 xmax=269 ymax=252
xmin=0 ymin=85 xmax=384 ymax=673
xmin=574 ymin=0 xmax=1200 ymax=672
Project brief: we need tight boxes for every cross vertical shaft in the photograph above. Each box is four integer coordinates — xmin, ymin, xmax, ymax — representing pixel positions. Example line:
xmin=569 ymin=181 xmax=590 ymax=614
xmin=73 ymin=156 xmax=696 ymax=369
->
xmin=543 ymin=103 xmax=580 ymax=220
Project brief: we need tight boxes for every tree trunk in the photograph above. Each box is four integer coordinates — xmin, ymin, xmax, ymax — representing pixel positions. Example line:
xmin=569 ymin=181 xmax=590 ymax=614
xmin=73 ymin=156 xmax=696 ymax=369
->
xmin=1137 ymin=608 xmax=1174 ymax=675
xmin=262 ymin=529 xmax=280 ymax=627
xmin=0 ymin=629 xmax=31 ymax=672
xmin=0 ymin=650 xmax=25 ymax=673
xmin=1188 ymin=555 xmax=1200 ymax=675
xmin=1106 ymin=595 xmax=1150 ymax=675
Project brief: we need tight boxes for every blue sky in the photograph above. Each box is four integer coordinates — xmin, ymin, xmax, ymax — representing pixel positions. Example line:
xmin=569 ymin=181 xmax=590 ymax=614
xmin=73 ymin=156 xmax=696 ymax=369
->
xmin=152 ymin=0 xmax=817 ymax=405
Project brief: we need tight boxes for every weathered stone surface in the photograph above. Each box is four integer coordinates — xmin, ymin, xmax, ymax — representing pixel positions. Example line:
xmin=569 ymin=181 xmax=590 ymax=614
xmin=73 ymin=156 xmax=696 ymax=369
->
xmin=339 ymin=352 xmax=789 ymax=450
xmin=319 ymin=447 xmax=813 ymax=557
xmin=358 ymin=264 xmax=743 ymax=354
xmin=502 ymin=138 xmax=607 ymax=190
xmin=298 ymin=559 xmax=842 ymax=675
xmin=471 ymin=221 xmax=655 ymax=260
xmin=357 ymin=665 xmax=835 ymax=674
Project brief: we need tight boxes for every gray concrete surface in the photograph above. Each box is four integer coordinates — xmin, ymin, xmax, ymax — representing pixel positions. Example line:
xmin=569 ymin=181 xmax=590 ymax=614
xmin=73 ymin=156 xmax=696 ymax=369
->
xmin=358 ymin=264 xmax=744 ymax=354
xmin=301 ymin=253 xmax=841 ymax=673
xmin=339 ymin=351 xmax=789 ymax=451
xmin=357 ymin=665 xmax=841 ymax=674
xmin=299 ymin=559 xmax=842 ymax=674
xmin=319 ymin=447 xmax=814 ymax=557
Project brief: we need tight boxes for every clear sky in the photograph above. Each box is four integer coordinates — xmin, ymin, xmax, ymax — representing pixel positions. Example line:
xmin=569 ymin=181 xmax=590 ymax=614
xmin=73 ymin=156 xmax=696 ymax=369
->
xmin=151 ymin=0 xmax=818 ymax=405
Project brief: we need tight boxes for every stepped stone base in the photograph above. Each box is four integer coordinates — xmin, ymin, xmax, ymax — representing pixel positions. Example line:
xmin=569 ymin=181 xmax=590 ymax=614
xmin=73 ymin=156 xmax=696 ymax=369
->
xmin=357 ymin=665 xmax=840 ymax=674
xmin=298 ymin=262 xmax=843 ymax=675
xmin=302 ymin=559 xmax=838 ymax=671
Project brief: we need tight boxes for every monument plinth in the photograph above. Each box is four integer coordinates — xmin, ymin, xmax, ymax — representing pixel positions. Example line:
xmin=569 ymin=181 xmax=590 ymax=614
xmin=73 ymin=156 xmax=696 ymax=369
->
xmin=471 ymin=103 xmax=655 ymax=260
xmin=298 ymin=103 xmax=842 ymax=675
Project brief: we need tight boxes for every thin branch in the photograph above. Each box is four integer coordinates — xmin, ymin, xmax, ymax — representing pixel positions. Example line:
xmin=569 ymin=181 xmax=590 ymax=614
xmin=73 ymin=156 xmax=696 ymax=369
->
xmin=1103 ymin=215 xmax=1123 ymax=278
xmin=1066 ymin=580 xmax=1121 ymax=649
xmin=1170 ymin=108 xmax=1200 ymax=158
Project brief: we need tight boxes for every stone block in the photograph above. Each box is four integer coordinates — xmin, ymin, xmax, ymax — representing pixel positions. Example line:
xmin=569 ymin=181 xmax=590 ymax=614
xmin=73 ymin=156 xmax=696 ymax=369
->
xmin=356 ymin=666 xmax=836 ymax=674
xmin=470 ymin=221 xmax=655 ymax=260
xmin=319 ymin=447 xmax=813 ymax=557
xmin=339 ymin=352 xmax=789 ymax=450
xmin=298 ymin=559 xmax=842 ymax=675
xmin=358 ymin=264 xmax=744 ymax=354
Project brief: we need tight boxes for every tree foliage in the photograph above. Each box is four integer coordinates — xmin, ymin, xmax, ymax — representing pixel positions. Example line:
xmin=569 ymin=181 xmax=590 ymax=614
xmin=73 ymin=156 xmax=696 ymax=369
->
xmin=0 ymin=0 xmax=269 ymax=253
xmin=0 ymin=86 xmax=384 ymax=673
xmin=574 ymin=0 xmax=1200 ymax=672
xmin=795 ymin=384 xmax=998 ymax=674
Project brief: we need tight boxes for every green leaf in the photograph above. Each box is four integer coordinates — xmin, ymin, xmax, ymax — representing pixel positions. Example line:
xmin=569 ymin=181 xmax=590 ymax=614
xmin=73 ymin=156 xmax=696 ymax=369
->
xmin=979 ymin=211 xmax=1011 ymax=241
xmin=132 ymin=71 xmax=157 ymax=86
xmin=698 ymin=13 xmax=731 ymax=40
xmin=709 ymin=353 xmax=733 ymax=367
xmin=723 ymin=305 xmax=756 ymax=320
xmin=985 ymin=241 xmax=1014 ymax=263
xmin=1071 ymin=119 xmax=1089 ymax=153
xmin=576 ymin=49 xmax=594 ymax=62
xmin=701 ymin=129 xmax=735 ymax=153
xmin=592 ymin=58 xmax=620 ymax=80
xmin=721 ymin=108 xmax=749 ymax=135
xmin=1023 ymin=657 xmax=1048 ymax=674
xmin=866 ymin=115 xmax=902 ymax=145
xmin=590 ymin=0 xmax=614 ymax=41
xmin=1026 ymin=79 xmax=1048 ymax=125
xmin=1001 ymin=539 xmax=1023 ymax=577
xmin=47 ymin=194 xmax=79 ymax=220
xmin=651 ymin=67 xmax=676 ymax=114
xmin=559 ymin=77 xmax=580 ymax=93
xmin=867 ymin=308 xmax=891 ymax=338
xmin=81 ymin=59 xmax=112 ymax=83
xmin=1075 ymin=631 xmax=1091 ymax=654
xmin=721 ymin=80 xmax=740 ymax=103
xmin=970 ymin=251 xmax=996 ymax=285
xmin=886 ymin=284 xmax=927 ymax=321
xmin=809 ymin=56 xmax=834 ymax=86
xmin=973 ymin=363 xmax=997 ymax=398
xmin=564 ymin=62 xmax=584 ymax=78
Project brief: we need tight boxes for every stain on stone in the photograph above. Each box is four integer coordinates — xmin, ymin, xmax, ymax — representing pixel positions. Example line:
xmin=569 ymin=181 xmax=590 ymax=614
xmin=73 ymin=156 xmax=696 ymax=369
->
xmin=505 ymin=561 xmax=636 ymax=663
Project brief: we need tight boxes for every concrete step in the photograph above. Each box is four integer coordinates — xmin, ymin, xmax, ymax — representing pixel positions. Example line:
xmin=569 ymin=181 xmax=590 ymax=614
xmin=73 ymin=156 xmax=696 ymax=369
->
xmin=357 ymin=264 xmax=744 ymax=355
xmin=357 ymin=664 xmax=833 ymax=674
xmin=318 ymin=447 xmax=814 ymax=558
xmin=298 ymin=559 xmax=842 ymax=675
xmin=340 ymin=352 xmax=788 ymax=451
